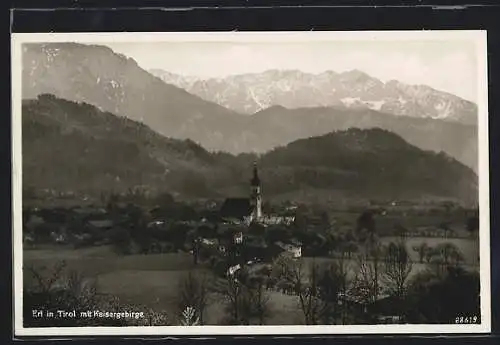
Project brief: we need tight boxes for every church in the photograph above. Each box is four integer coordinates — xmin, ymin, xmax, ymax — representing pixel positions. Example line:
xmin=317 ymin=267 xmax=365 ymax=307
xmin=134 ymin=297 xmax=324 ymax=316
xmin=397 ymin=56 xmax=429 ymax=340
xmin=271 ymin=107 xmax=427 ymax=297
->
xmin=219 ymin=163 xmax=295 ymax=226
xmin=219 ymin=162 xmax=263 ymax=224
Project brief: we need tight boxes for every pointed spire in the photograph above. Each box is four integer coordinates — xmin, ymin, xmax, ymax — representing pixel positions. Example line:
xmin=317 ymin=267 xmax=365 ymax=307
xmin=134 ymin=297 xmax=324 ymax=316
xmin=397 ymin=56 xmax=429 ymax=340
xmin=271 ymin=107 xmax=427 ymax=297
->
xmin=251 ymin=161 xmax=260 ymax=186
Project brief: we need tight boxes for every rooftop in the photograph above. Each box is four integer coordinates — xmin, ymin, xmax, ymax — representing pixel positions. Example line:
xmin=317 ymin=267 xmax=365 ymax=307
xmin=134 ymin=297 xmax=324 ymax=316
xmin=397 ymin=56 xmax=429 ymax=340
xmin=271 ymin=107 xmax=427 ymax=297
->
xmin=220 ymin=198 xmax=254 ymax=220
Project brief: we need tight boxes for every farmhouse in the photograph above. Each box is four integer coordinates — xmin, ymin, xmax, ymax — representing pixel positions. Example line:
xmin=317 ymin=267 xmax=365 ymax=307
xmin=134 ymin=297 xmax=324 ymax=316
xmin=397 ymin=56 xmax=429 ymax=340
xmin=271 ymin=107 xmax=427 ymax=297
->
xmin=227 ymin=264 xmax=241 ymax=276
xmin=234 ymin=231 xmax=243 ymax=244
xmin=201 ymin=238 xmax=218 ymax=246
xmin=275 ymin=241 xmax=302 ymax=258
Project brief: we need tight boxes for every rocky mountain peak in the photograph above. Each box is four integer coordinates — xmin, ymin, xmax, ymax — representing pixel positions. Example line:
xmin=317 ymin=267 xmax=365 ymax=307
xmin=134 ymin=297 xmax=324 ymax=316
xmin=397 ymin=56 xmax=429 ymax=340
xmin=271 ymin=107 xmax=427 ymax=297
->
xmin=150 ymin=68 xmax=477 ymax=125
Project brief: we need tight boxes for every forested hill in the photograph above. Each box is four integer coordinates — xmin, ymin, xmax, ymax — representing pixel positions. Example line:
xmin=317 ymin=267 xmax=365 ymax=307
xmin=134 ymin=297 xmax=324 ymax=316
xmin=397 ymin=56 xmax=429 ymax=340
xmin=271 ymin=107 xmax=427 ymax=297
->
xmin=22 ymin=94 xmax=230 ymax=197
xmin=256 ymin=128 xmax=478 ymax=203
xmin=21 ymin=95 xmax=478 ymax=204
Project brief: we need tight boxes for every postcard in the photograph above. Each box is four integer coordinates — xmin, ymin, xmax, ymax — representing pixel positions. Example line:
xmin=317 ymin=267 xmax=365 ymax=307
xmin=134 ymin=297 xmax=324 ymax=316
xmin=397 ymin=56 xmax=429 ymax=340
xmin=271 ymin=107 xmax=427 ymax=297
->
xmin=11 ymin=30 xmax=490 ymax=336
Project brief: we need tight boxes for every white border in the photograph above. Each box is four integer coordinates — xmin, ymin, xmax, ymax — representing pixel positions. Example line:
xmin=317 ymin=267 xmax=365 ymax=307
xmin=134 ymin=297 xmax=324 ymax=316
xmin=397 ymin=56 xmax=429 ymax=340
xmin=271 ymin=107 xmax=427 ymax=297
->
xmin=11 ymin=30 xmax=491 ymax=336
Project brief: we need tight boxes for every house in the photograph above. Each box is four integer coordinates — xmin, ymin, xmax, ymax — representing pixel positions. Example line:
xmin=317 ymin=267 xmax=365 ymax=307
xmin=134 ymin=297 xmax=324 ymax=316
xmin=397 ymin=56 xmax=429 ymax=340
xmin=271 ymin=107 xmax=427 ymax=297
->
xmin=276 ymin=241 xmax=302 ymax=258
xmin=217 ymin=224 xmax=245 ymax=246
xmin=257 ymin=215 xmax=296 ymax=226
xmin=234 ymin=231 xmax=243 ymax=244
xmin=147 ymin=220 xmax=165 ymax=228
xmin=227 ymin=264 xmax=241 ymax=276
xmin=201 ymin=238 xmax=218 ymax=246
xmin=50 ymin=231 xmax=67 ymax=243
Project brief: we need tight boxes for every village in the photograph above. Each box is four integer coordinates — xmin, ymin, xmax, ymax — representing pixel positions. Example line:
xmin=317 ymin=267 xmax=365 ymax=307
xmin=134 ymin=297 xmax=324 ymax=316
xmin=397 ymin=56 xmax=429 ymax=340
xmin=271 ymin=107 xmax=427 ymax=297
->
xmin=22 ymin=163 xmax=480 ymax=325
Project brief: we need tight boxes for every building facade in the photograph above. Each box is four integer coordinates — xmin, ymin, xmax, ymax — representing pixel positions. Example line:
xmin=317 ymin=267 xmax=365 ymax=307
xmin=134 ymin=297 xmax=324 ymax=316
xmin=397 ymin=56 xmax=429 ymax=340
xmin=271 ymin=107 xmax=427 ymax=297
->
xmin=250 ymin=162 xmax=263 ymax=220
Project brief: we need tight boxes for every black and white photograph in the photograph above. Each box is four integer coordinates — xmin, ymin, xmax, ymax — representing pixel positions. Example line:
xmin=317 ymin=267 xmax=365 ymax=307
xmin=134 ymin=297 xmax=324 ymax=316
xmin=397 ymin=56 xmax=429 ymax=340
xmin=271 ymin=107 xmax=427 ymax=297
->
xmin=11 ymin=31 xmax=490 ymax=336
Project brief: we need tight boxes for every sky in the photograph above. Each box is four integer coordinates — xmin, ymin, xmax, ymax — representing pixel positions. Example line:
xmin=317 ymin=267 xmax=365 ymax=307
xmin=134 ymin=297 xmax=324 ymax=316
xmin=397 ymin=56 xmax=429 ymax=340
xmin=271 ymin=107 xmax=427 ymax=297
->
xmin=103 ymin=39 xmax=479 ymax=102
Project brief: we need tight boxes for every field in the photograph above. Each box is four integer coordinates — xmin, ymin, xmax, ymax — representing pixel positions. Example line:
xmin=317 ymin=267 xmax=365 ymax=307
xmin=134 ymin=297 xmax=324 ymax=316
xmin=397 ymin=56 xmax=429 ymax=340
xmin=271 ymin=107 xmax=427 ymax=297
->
xmin=380 ymin=236 xmax=479 ymax=266
xmin=299 ymin=235 xmax=479 ymax=282
xmin=23 ymin=245 xmax=306 ymax=324
xmin=23 ymin=231 xmax=480 ymax=326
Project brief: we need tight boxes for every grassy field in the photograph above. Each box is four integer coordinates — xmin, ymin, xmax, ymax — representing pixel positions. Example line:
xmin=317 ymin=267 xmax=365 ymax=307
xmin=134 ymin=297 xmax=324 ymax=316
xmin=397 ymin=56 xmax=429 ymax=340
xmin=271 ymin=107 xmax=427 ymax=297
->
xmin=23 ymin=233 xmax=479 ymax=326
xmin=380 ymin=236 xmax=479 ymax=266
xmin=23 ymin=245 xmax=198 ymax=279
xmin=23 ymin=245 xmax=303 ymax=324
xmin=331 ymin=210 xmax=469 ymax=233
xmin=300 ymin=257 xmax=451 ymax=284
xmin=23 ymin=245 xmax=219 ymax=324
xmin=23 ymin=244 xmax=307 ymax=325
xmin=299 ymin=235 xmax=479 ymax=288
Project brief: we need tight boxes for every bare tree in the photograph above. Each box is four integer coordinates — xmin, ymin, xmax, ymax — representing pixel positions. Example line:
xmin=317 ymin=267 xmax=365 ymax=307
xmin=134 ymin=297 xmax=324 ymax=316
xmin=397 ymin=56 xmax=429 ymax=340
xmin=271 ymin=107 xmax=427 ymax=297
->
xmin=222 ymin=276 xmax=243 ymax=324
xmin=247 ymin=276 xmax=272 ymax=325
xmin=449 ymin=247 xmax=465 ymax=267
xmin=65 ymin=269 xmax=99 ymax=309
xmin=359 ymin=238 xmax=383 ymax=296
xmin=333 ymin=253 xmax=353 ymax=324
xmin=24 ymin=262 xmax=129 ymax=327
xmin=435 ymin=242 xmax=458 ymax=266
xmin=352 ymin=252 xmax=380 ymax=307
xmin=143 ymin=306 xmax=171 ymax=326
xmin=382 ymin=239 xmax=413 ymax=318
xmin=180 ymin=306 xmax=200 ymax=326
xmin=316 ymin=261 xmax=344 ymax=324
xmin=177 ymin=270 xmax=211 ymax=325
xmin=273 ymin=256 xmax=321 ymax=325
xmin=429 ymin=242 xmax=464 ymax=272
xmin=412 ymin=242 xmax=429 ymax=264
xmin=296 ymin=261 xmax=322 ymax=325
xmin=25 ymin=260 xmax=67 ymax=293
xmin=212 ymin=274 xmax=251 ymax=325
xmin=192 ymin=237 xmax=201 ymax=265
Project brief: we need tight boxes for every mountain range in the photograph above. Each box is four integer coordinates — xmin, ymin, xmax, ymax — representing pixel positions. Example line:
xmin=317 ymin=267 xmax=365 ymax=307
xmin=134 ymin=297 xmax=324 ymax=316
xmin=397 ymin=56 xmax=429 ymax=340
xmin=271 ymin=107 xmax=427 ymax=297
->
xmin=21 ymin=42 xmax=478 ymax=173
xmin=23 ymin=95 xmax=478 ymax=204
xmin=149 ymin=68 xmax=478 ymax=125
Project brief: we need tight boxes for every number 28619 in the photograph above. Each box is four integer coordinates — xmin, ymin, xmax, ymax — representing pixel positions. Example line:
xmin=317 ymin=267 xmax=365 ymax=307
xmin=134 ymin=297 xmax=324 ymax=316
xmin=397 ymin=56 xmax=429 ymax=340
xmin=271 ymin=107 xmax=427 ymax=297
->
xmin=455 ymin=316 xmax=479 ymax=324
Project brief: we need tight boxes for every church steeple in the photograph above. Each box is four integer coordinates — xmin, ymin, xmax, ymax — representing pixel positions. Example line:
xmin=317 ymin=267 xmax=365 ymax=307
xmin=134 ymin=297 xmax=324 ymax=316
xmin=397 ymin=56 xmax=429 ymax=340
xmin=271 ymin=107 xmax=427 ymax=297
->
xmin=250 ymin=162 xmax=262 ymax=219
xmin=251 ymin=162 xmax=260 ymax=187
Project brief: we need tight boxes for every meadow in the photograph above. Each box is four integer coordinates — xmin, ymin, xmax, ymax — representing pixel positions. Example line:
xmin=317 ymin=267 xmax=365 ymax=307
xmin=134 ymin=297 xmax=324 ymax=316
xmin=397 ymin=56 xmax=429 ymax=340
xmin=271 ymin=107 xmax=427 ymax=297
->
xmin=23 ymin=229 xmax=480 ymax=326
xmin=24 ymin=245 xmax=306 ymax=324
xmin=380 ymin=236 xmax=479 ymax=266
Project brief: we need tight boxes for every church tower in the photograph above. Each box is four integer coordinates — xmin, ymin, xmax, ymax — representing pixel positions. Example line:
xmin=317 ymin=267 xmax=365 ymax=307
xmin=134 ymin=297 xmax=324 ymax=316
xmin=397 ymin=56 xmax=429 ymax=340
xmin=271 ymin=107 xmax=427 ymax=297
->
xmin=250 ymin=162 xmax=263 ymax=219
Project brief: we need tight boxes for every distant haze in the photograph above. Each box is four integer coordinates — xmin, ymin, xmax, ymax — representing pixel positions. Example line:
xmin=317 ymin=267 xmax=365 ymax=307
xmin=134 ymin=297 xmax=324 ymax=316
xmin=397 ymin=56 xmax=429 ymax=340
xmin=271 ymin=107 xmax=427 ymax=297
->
xmin=104 ymin=40 xmax=478 ymax=103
